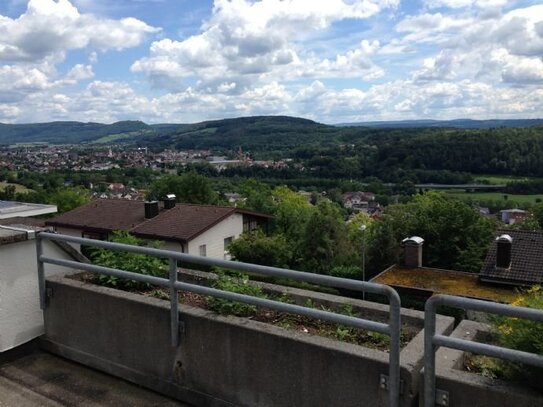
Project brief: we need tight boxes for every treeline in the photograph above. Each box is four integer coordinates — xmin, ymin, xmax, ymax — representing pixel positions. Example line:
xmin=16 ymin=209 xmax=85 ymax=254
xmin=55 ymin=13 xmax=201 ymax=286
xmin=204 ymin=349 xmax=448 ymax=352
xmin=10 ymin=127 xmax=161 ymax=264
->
xmin=143 ymin=117 xmax=543 ymax=181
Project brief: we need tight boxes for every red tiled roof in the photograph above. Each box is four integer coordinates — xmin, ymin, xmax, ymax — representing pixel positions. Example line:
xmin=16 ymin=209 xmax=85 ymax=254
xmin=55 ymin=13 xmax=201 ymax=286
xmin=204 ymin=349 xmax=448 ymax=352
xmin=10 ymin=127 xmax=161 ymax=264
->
xmin=479 ymin=229 xmax=543 ymax=286
xmin=46 ymin=199 xmax=271 ymax=242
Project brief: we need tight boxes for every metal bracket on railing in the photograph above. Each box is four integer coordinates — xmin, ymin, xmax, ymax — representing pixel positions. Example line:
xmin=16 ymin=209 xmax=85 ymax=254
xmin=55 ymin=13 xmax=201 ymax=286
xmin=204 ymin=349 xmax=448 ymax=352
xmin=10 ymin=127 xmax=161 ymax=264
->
xmin=435 ymin=389 xmax=449 ymax=406
xmin=379 ymin=374 xmax=404 ymax=395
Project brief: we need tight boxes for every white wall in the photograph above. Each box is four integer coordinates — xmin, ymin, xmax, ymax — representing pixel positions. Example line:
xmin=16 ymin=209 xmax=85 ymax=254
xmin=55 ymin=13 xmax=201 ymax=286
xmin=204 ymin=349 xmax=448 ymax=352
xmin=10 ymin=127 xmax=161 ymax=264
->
xmin=55 ymin=226 xmax=84 ymax=251
xmin=160 ymin=240 xmax=185 ymax=253
xmin=0 ymin=239 xmax=75 ymax=352
xmin=187 ymin=213 xmax=243 ymax=259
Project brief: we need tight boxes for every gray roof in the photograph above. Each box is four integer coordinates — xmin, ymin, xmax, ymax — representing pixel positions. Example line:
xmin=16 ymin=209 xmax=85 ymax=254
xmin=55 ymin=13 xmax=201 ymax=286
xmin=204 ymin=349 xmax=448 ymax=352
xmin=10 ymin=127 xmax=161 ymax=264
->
xmin=479 ymin=229 xmax=543 ymax=286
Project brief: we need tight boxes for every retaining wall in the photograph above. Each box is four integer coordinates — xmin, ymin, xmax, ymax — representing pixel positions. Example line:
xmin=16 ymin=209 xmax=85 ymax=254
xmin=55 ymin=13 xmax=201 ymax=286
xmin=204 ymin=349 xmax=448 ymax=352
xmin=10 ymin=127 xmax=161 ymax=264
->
xmin=42 ymin=275 xmax=454 ymax=407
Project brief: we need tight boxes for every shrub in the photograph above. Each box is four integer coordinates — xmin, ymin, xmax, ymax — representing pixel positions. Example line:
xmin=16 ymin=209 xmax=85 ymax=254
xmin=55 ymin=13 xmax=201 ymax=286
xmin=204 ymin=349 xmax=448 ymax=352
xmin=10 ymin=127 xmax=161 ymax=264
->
xmin=493 ymin=286 xmax=543 ymax=356
xmin=207 ymin=269 xmax=266 ymax=317
xmin=90 ymin=231 xmax=168 ymax=290
xmin=484 ymin=286 xmax=543 ymax=383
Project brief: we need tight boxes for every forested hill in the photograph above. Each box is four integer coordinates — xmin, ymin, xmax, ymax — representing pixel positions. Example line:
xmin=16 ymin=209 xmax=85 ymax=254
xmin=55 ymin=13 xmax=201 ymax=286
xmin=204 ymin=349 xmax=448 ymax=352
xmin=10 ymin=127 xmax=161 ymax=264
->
xmin=141 ymin=116 xmax=338 ymax=151
xmin=339 ymin=118 xmax=543 ymax=128
xmin=0 ymin=120 xmax=186 ymax=144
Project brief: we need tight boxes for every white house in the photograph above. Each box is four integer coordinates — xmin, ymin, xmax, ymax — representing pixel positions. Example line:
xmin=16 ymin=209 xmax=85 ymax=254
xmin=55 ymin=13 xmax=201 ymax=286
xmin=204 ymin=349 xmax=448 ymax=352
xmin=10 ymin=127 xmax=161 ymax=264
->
xmin=46 ymin=198 xmax=272 ymax=259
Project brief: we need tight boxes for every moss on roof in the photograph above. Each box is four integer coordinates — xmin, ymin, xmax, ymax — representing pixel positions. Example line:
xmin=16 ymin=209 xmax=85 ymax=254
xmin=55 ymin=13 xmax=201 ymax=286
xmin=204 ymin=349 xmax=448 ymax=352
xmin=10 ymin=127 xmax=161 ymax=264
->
xmin=373 ymin=266 xmax=518 ymax=303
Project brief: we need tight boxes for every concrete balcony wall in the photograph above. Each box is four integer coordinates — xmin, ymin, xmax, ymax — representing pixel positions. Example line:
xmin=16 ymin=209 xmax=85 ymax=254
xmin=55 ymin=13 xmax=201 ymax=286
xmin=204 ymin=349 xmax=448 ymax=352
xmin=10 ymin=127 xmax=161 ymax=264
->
xmin=420 ymin=320 xmax=542 ymax=407
xmin=41 ymin=275 xmax=455 ymax=407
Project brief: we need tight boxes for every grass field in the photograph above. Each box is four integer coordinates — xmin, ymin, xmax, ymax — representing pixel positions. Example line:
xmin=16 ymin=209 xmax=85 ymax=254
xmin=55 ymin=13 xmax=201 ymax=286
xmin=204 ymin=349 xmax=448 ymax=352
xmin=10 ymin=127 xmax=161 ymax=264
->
xmin=0 ymin=181 xmax=32 ymax=193
xmin=445 ymin=191 xmax=543 ymax=204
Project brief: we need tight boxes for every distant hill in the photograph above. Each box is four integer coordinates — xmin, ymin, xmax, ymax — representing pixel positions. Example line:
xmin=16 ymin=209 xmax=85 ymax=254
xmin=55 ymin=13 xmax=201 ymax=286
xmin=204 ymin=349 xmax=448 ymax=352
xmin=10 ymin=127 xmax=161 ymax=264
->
xmin=139 ymin=115 xmax=340 ymax=152
xmin=338 ymin=119 xmax=543 ymax=129
xmin=0 ymin=121 xmax=186 ymax=145
xmin=1 ymin=116 xmax=541 ymax=147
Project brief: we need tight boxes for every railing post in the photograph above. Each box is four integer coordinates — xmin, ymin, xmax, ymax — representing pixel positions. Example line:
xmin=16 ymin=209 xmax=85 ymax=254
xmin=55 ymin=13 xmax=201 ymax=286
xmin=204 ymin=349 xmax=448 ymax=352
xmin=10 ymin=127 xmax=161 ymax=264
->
xmin=424 ymin=297 xmax=439 ymax=407
xmin=169 ymin=257 xmax=180 ymax=347
xmin=36 ymin=235 xmax=46 ymax=310
xmin=388 ymin=288 xmax=401 ymax=407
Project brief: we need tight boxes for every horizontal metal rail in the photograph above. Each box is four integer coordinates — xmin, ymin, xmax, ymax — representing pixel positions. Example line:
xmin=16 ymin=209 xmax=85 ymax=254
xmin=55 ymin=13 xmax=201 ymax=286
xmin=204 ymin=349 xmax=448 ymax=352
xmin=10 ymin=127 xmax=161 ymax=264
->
xmin=37 ymin=232 xmax=402 ymax=407
xmin=424 ymin=294 xmax=543 ymax=407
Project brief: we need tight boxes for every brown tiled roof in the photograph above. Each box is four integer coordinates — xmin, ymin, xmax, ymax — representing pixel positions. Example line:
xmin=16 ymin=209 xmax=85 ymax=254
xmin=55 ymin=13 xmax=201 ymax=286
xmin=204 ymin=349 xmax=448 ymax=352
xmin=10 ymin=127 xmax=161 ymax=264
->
xmin=46 ymin=200 xmax=147 ymax=232
xmin=132 ymin=204 xmax=237 ymax=241
xmin=479 ymin=229 xmax=543 ymax=286
xmin=46 ymin=199 xmax=271 ymax=242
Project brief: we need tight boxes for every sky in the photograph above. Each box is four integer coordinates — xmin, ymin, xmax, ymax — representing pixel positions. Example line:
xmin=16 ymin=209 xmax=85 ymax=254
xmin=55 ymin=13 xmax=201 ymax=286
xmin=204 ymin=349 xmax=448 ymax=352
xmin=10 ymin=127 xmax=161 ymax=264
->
xmin=0 ymin=0 xmax=542 ymax=124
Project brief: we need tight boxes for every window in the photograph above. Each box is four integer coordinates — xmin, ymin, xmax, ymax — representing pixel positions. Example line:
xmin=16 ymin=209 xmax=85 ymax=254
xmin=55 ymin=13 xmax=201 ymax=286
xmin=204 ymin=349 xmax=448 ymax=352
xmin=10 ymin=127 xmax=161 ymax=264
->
xmin=224 ymin=236 xmax=234 ymax=260
xmin=243 ymin=216 xmax=260 ymax=232
xmin=199 ymin=244 xmax=207 ymax=257
xmin=224 ymin=236 xmax=234 ymax=249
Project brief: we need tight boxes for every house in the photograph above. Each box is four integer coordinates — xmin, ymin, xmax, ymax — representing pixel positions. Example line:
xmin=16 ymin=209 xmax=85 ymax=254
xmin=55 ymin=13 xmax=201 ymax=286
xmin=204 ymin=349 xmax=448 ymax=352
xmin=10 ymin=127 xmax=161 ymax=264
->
xmin=479 ymin=230 xmax=543 ymax=287
xmin=500 ymin=208 xmax=530 ymax=225
xmin=342 ymin=191 xmax=375 ymax=210
xmin=46 ymin=198 xmax=272 ymax=259
xmin=371 ymin=236 xmax=518 ymax=304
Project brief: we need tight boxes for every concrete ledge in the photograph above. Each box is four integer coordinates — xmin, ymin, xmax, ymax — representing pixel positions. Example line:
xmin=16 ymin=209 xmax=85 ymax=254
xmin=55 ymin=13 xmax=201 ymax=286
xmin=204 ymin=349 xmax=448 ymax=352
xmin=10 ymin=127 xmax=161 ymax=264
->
xmin=420 ymin=320 xmax=543 ymax=407
xmin=43 ymin=274 xmax=453 ymax=407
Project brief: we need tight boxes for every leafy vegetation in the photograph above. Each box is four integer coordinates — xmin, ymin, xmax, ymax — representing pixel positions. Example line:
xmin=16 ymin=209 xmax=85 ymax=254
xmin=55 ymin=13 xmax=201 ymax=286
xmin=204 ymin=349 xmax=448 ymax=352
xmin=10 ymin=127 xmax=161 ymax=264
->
xmin=207 ymin=269 xmax=267 ymax=317
xmin=467 ymin=286 xmax=543 ymax=386
xmin=89 ymin=231 xmax=167 ymax=290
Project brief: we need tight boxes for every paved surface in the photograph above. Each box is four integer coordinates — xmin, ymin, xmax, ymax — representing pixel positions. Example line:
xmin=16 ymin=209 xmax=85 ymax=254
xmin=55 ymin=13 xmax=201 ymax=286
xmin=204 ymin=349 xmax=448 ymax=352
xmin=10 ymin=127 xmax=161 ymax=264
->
xmin=0 ymin=350 xmax=189 ymax=407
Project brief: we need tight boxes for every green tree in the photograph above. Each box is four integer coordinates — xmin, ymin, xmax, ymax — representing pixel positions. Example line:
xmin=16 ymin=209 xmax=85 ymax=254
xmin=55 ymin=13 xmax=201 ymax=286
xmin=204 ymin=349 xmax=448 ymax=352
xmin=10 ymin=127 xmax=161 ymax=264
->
xmin=228 ymin=230 xmax=293 ymax=268
xmin=48 ymin=188 xmax=90 ymax=213
xmin=368 ymin=192 xmax=496 ymax=273
xmin=299 ymin=200 xmax=357 ymax=274
xmin=238 ymin=179 xmax=274 ymax=213
xmin=149 ymin=172 xmax=218 ymax=204
xmin=271 ymin=186 xmax=314 ymax=242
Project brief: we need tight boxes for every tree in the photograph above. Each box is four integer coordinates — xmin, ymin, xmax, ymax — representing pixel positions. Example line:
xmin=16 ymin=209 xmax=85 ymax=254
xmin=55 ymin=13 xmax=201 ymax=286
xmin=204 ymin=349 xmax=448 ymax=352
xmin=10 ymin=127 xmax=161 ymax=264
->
xmin=271 ymin=186 xmax=314 ymax=242
xmin=368 ymin=192 xmax=496 ymax=273
xmin=298 ymin=200 xmax=357 ymax=274
xmin=48 ymin=188 xmax=90 ymax=213
xmin=149 ymin=172 xmax=218 ymax=204
xmin=228 ymin=230 xmax=293 ymax=268
xmin=238 ymin=179 xmax=274 ymax=213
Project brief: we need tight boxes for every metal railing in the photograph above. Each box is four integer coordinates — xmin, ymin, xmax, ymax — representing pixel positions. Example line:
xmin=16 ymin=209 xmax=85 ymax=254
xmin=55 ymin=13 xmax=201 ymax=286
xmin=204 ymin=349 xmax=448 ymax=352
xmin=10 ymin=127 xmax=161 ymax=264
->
xmin=37 ymin=232 xmax=402 ymax=407
xmin=424 ymin=294 xmax=543 ymax=407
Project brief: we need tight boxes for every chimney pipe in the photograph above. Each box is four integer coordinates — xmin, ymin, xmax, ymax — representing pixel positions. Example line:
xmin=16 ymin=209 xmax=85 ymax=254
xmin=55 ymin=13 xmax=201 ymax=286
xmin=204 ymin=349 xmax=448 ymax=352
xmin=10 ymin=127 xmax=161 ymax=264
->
xmin=495 ymin=234 xmax=513 ymax=269
xmin=402 ymin=236 xmax=424 ymax=268
xmin=145 ymin=201 xmax=159 ymax=219
xmin=163 ymin=193 xmax=176 ymax=210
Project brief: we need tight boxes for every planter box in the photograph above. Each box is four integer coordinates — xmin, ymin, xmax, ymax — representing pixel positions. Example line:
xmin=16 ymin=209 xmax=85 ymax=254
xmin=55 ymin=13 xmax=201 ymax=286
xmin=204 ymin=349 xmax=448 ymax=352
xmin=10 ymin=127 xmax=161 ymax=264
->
xmin=420 ymin=320 xmax=543 ymax=407
xmin=41 ymin=274 xmax=454 ymax=407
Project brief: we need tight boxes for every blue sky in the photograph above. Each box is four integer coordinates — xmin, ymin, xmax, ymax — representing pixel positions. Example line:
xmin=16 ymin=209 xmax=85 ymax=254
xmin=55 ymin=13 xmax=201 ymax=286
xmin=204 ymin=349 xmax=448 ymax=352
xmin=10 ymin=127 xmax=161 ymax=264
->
xmin=0 ymin=0 xmax=541 ymax=124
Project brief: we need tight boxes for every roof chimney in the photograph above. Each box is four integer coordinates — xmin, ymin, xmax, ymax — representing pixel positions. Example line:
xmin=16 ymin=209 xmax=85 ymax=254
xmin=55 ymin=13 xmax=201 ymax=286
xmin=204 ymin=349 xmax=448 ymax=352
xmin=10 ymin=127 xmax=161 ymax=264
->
xmin=144 ymin=201 xmax=159 ymax=219
xmin=163 ymin=194 xmax=176 ymax=210
xmin=402 ymin=236 xmax=424 ymax=268
xmin=495 ymin=234 xmax=513 ymax=269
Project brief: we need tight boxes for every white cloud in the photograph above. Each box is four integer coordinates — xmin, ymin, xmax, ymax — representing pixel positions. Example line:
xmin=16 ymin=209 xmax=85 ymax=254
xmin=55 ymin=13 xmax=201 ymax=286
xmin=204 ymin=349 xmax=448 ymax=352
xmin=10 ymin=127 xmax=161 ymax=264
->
xmin=0 ymin=0 xmax=159 ymax=62
xmin=423 ymin=0 xmax=508 ymax=9
xmin=131 ymin=0 xmax=396 ymax=90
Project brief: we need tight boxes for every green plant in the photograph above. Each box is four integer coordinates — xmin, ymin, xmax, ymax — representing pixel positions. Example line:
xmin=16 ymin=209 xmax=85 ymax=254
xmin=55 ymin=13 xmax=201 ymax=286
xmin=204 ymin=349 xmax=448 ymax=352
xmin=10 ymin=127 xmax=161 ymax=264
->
xmin=207 ymin=269 xmax=266 ymax=317
xmin=486 ymin=286 xmax=543 ymax=381
xmin=494 ymin=286 xmax=543 ymax=354
xmin=90 ymin=231 xmax=167 ymax=290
